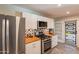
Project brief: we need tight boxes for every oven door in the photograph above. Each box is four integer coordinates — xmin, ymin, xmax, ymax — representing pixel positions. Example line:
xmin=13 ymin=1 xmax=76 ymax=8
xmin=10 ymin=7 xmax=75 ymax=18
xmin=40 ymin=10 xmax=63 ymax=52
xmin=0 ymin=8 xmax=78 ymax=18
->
xmin=44 ymin=39 xmax=51 ymax=52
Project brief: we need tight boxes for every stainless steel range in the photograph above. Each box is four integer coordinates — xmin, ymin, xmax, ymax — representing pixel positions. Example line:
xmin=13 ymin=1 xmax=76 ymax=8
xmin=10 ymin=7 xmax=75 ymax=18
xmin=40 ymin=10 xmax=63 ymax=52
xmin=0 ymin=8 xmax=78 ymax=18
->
xmin=41 ymin=38 xmax=51 ymax=53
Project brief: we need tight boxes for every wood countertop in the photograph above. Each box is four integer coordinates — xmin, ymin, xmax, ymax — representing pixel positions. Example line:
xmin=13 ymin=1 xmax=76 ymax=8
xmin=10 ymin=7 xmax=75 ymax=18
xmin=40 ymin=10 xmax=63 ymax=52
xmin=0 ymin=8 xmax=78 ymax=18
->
xmin=24 ymin=36 xmax=41 ymax=44
xmin=24 ymin=32 xmax=54 ymax=44
xmin=43 ymin=32 xmax=54 ymax=37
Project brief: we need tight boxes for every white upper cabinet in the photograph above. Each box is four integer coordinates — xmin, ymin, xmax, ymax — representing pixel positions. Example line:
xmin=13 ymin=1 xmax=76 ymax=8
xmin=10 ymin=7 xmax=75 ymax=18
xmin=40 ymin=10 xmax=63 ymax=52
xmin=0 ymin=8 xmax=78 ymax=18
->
xmin=23 ymin=12 xmax=38 ymax=29
xmin=47 ymin=18 xmax=54 ymax=29
xmin=37 ymin=16 xmax=54 ymax=29
xmin=23 ymin=12 xmax=54 ymax=29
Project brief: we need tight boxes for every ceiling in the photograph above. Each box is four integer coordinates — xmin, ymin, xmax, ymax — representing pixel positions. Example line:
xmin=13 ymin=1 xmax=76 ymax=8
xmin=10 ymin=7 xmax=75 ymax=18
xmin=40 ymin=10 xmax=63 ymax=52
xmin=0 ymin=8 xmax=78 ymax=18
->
xmin=15 ymin=4 xmax=79 ymax=18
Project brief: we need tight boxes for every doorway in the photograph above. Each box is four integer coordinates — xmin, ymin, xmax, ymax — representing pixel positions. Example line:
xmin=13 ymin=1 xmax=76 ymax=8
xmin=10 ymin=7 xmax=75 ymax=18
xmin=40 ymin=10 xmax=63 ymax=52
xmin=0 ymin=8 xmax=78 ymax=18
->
xmin=65 ymin=21 xmax=76 ymax=47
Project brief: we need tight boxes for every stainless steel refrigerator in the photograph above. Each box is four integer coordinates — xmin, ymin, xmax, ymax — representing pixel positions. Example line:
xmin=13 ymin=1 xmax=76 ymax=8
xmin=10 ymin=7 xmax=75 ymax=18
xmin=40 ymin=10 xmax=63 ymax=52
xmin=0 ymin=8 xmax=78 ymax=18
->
xmin=0 ymin=14 xmax=25 ymax=54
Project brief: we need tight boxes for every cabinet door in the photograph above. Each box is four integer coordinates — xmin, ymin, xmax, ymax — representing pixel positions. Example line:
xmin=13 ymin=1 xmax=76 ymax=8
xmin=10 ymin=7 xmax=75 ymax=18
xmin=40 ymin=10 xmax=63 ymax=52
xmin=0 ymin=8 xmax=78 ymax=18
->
xmin=25 ymin=43 xmax=34 ymax=54
xmin=52 ymin=35 xmax=58 ymax=48
xmin=24 ymin=13 xmax=37 ymax=29
xmin=32 ymin=40 xmax=41 ymax=54
xmin=47 ymin=18 xmax=54 ymax=29
xmin=25 ymin=40 xmax=41 ymax=54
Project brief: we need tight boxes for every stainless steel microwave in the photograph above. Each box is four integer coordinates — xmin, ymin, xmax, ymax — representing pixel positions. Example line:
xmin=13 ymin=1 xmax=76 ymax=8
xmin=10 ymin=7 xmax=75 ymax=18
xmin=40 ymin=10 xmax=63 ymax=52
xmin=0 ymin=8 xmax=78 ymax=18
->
xmin=37 ymin=21 xmax=47 ymax=28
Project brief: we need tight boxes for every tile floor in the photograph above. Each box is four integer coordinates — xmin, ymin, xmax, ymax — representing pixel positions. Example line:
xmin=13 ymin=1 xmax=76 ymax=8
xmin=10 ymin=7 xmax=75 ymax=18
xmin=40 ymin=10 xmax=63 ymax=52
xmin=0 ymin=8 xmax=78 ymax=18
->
xmin=48 ymin=43 xmax=79 ymax=54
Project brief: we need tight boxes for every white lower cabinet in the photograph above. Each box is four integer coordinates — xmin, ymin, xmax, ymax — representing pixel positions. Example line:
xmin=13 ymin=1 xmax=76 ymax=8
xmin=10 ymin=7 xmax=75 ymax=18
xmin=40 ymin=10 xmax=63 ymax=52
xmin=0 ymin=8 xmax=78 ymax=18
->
xmin=25 ymin=40 xmax=41 ymax=54
xmin=52 ymin=35 xmax=58 ymax=48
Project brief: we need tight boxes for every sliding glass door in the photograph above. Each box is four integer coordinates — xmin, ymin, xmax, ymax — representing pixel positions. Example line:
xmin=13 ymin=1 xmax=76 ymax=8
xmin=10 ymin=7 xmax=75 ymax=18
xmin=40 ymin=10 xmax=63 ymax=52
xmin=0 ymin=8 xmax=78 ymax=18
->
xmin=65 ymin=21 xmax=76 ymax=46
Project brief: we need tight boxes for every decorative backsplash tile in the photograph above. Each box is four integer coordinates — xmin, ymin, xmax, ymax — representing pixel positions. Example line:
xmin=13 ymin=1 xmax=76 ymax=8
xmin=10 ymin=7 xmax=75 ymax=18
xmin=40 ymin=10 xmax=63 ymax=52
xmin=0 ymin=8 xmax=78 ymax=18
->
xmin=25 ymin=28 xmax=54 ymax=37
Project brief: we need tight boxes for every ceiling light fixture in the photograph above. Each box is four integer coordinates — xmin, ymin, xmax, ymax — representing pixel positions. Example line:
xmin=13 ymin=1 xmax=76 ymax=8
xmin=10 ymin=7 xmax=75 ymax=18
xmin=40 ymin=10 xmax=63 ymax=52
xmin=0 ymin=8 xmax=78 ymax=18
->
xmin=58 ymin=4 xmax=62 ymax=7
xmin=66 ymin=11 xmax=70 ymax=14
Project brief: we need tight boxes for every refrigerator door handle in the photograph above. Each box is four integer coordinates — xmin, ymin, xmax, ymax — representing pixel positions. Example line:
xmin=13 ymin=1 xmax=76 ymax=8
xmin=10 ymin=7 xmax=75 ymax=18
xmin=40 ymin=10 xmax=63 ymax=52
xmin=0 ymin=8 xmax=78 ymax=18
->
xmin=2 ymin=19 xmax=5 ymax=54
xmin=6 ymin=19 xmax=9 ymax=54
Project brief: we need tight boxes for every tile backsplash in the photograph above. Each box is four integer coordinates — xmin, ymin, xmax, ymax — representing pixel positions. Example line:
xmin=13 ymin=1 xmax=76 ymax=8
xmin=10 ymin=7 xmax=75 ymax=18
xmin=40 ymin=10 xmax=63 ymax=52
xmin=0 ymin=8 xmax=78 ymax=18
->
xmin=25 ymin=28 xmax=54 ymax=37
xmin=25 ymin=29 xmax=34 ymax=37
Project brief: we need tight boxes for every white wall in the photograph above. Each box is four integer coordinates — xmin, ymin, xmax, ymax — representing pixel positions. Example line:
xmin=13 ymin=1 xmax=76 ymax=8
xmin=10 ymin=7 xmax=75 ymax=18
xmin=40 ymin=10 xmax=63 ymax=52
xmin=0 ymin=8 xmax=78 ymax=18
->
xmin=55 ymin=16 xmax=79 ymax=47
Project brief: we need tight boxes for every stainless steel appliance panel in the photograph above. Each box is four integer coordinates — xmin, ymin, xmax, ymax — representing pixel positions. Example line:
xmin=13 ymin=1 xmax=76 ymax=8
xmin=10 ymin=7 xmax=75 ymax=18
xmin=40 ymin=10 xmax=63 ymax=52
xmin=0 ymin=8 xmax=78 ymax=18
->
xmin=5 ymin=15 xmax=16 ymax=54
xmin=18 ymin=18 xmax=25 ymax=54
xmin=0 ymin=14 xmax=5 ymax=54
